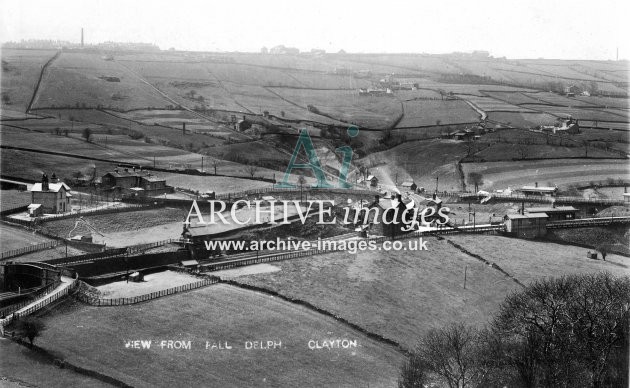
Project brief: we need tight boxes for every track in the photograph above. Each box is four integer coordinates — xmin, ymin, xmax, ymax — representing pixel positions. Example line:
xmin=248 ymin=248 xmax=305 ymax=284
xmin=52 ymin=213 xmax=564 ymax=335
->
xmin=547 ymin=216 xmax=630 ymax=229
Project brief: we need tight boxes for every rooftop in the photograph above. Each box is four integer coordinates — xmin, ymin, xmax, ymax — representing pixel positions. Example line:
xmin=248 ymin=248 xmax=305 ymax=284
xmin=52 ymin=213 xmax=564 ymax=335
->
xmin=505 ymin=213 xmax=549 ymax=220
xmin=30 ymin=182 xmax=71 ymax=193
xmin=525 ymin=206 xmax=577 ymax=213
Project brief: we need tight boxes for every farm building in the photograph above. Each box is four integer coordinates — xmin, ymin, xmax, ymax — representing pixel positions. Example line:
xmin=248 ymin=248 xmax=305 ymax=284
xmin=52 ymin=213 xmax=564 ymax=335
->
xmin=525 ymin=206 xmax=578 ymax=221
xmin=401 ymin=181 xmax=417 ymax=191
xmin=29 ymin=173 xmax=71 ymax=214
xmin=365 ymin=175 xmax=378 ymax=188
xmin=518 ymin=183 xmax=557 ymax=197
xmin=504 ymin=213 xmax=549 ymax=238
xmin=101 ymin=168 xmax=171 ymax=196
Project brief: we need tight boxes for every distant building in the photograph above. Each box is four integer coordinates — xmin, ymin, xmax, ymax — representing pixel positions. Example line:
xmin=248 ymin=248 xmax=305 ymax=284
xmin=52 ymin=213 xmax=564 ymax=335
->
xmin=504 ymin=213 xmax=548 ymax=238
xmin=401 ymin=181 xmax=417 ymax=191
xmin=518 ymin=184 xmax=557 ymax=197
xmin=525 ymin=206 xmax=578 ymax=221
xmin=101 ymin=168 xmax=170 ymax=197
xmin=365 ymin=175 xmax=378 ymax=188
xmin=564 ymin=85 xmax=581 ymax=97
xmin=269 ymin=45 xmax=299 ymax=54
xmin=358 ymin=88 xmax=393 ymax=97
xmin=30 ymin=173 xmax=71 ymax=214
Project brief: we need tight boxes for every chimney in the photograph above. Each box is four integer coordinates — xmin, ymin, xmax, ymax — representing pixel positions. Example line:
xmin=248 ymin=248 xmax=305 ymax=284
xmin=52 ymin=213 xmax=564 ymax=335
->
xmin=397 ymin=194 xmax=402 ymax=203
xmin=42 ymin=173 xmax=49 ymax=191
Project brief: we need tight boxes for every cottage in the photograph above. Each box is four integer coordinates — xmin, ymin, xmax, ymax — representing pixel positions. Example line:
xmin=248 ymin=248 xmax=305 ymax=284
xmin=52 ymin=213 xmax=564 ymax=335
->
xmin=29 ymin=173 xmax=71 ymax=214
xmin=401 ymin=181 xmax=417 ymax=191
xmin=504 ymin=213 xmax=549 ymax=238
xmin=365 ymin=175 xmax=378 ymax=188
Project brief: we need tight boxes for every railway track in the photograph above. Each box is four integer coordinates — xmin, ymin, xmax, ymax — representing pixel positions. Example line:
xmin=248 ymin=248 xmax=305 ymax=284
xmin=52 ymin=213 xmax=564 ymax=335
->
xmin=547 ymin=216 xmax=630 ymax=229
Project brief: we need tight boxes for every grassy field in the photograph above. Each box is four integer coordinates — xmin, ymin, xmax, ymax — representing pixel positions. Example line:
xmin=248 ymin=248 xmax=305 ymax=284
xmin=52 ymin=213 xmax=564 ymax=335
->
xmin=37 ymin=284 xmax=403 ymax=387
xmin=33 ymin=52 xmax=170 ymax=111
xmin=1 ymin=49 xmax=58 ymax=112
xmin=96 ymin=270 xmax=199 ymax=298
xmin=155 ymin=173 xmax=274 ymax=194
xmin=230 ymin=237 xmax=519 ymax=345
xmin=0 ymin=339 xmax=111 ymax=388
xmin=461 ymin=159 xmax=629 ymax=190
xmin=0 ymin=190 xmax=31 ymax=212
xmin=40 ymin=207 xmax=187 ymax=238
xmin=227 ymin=233 xmax=629 ymax=347
xmin=0 ymin=223 xmax=55 ymax=252
xmin=445 ymin=234 xmax=630 ymax=283
xmin=486 ymin=111 xmax=558 ymax=127
xmin=272 ymin=88 xmax=403 ymax=129
xmin=396 ymin=100 xmax=479 ymax=128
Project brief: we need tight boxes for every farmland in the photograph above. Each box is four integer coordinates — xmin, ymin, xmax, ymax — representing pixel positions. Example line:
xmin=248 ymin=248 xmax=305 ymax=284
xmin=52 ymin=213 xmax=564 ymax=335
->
xmin=38 ymin=285 xmax=403 ymax=387
xmin=0 ymin=223 xmax=55 ymax=252
xmin=396 ymin=99 xmax=479 ymax=128
xmin=1 ymin=49 xmax=58 ymax=112
xmin=229 ymin=235 xmax=628 ymax=346
xmin=461 ymin=159 xmax=629 ymax=190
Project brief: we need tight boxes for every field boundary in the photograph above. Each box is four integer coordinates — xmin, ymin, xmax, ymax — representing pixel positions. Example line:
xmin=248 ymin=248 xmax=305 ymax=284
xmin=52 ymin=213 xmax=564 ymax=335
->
xmin=26 ymin=51 xmax=60 ymax=113
xmin=444 ymin=238 xmax=524 ymax=287
xmin=220 ymin=279 xmax=411 ymax=355
xmin=75 ymin=276 xmax=220 ymax=306
xmin=1 ymin=240 xmax=59 ymax=260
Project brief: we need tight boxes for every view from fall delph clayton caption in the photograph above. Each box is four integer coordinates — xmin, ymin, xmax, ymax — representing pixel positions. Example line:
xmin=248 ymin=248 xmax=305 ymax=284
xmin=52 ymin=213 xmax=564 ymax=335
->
xmin=0 ymin=0 xmax=629 ymax=387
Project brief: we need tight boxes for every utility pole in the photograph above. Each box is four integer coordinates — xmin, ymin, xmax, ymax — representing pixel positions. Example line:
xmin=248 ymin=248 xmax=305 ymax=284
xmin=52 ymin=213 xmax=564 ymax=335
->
xmin=464 ymin=265 xmax=467 ymax=289
xmin=201 ymin=157 xmax=204 ymax=172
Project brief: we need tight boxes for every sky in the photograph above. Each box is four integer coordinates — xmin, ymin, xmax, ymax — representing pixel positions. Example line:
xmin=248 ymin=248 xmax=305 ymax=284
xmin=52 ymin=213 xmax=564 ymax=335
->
xmin=1 ymin=0 xmax=629 ymax=60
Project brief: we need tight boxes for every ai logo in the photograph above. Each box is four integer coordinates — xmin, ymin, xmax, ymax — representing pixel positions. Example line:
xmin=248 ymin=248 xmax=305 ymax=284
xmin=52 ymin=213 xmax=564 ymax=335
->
xmin=276 ymin=126 xmax=359 ymax=189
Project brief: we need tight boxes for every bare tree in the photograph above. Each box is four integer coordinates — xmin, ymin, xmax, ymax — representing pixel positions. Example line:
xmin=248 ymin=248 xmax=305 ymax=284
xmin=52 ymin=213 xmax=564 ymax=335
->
xmin=398 ymin=353 xmax=426 ymax=388
xmin=416 ymin=323 xmax=489 ymax=388
xmin=467 ymin=172 xmax=484 ymax=192
xmin=212 ymin=160 xmax=218 ymax=175
xmin=246 ymin=163 xmax=259 ymax=178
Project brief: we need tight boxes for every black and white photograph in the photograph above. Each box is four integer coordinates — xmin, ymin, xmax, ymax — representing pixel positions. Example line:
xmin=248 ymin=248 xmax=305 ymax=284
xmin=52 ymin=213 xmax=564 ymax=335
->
xmin=0 ymin=1 xmax=629 ymax=387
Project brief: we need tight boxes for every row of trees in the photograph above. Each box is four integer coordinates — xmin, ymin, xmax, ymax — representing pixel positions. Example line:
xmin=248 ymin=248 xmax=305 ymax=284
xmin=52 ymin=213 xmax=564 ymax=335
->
xmin=399 ymin=272 xmax=630 ymax=388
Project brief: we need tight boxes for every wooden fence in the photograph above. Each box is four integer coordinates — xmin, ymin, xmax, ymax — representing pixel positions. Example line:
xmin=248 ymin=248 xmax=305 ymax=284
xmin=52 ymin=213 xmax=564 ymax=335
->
xmin=75 ymin=276 xmax=220 ymax=306
xmin=126 ymin=239 xmax=179 ymax=255
xmin=0 ymin=241 xmax=59 ymax=260
xmin=214 ymin=186 xmax=376 ymax=200
xmin=0 ymin=280 xmax=61 ymax=318
xmin=1 ymin=277 xmax=79 ymax=329
xmin=1 ymin=204 xmax=155 ymax=227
